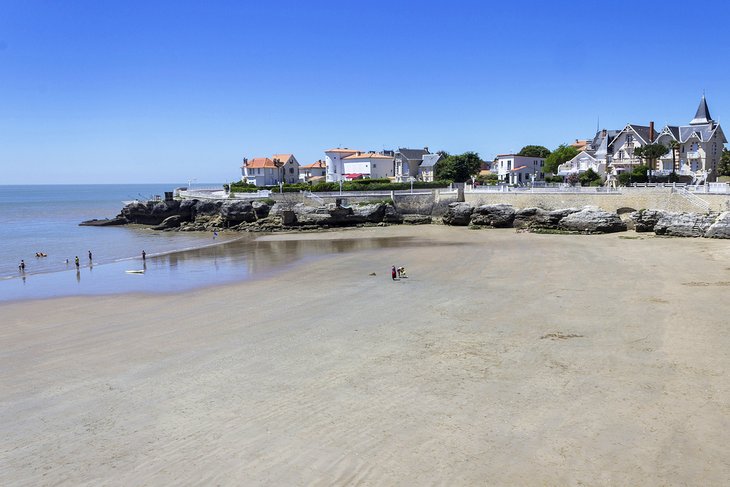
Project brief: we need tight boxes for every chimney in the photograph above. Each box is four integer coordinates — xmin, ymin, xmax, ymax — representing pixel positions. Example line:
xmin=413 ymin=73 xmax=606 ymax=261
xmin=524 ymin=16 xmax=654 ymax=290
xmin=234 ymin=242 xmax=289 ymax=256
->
xmin=601 ymin=129 xmax=606 ymax=137
xmin=649 ymin=121 xmax=654 ymax=143
xmin=424 ymin=146 xmax=429 ymax=153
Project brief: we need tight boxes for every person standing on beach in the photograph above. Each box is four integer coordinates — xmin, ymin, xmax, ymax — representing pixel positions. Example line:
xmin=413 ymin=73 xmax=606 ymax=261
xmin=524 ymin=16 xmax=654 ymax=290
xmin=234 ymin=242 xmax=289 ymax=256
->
xmin=88 ymin=250 xmax=92 ymax=261
xmin=75 ymin=256 xmax=80 ymax=269
xmin=142 ymin=250 xmax=146 ymax=261
xmin=391 ymin=265 xmax=397 ymax=281
xmin=19 ymin=260 xmax=25 ymax=272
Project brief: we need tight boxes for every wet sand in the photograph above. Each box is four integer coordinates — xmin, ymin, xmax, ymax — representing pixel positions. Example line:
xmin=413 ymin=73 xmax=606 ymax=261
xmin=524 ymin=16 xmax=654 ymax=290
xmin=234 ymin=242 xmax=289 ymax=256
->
xmin=2 ymin=226 xmax=729 ymax=485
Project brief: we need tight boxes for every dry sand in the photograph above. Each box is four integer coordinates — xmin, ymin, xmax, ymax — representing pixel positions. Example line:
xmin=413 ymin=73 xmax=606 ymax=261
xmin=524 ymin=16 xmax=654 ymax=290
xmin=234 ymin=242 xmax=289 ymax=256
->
xmin=1 ymin=226 xmax=729 ymax=485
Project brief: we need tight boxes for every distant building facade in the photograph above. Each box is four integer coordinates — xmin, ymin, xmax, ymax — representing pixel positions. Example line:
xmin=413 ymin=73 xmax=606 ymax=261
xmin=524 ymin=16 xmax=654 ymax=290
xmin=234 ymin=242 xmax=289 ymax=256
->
xmin=494 ymin=154 xmax=546 ymax=185
xmin=300 ymin=160 xmax=327 ymax=182
xmin=325 ymin=148 xmax=394 ymax=181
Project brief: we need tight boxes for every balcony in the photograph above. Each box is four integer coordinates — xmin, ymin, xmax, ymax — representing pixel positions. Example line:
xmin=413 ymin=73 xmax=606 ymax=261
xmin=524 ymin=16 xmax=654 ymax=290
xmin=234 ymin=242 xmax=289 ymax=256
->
xmin=687 ymin=151 xmax=701 ymax=159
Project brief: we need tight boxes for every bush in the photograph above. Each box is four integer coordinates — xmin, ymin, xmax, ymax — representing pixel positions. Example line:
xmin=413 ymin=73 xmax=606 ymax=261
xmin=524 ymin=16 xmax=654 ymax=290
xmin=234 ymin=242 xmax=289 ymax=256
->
xmin=544 ymin=175 xmax=564 ymax=183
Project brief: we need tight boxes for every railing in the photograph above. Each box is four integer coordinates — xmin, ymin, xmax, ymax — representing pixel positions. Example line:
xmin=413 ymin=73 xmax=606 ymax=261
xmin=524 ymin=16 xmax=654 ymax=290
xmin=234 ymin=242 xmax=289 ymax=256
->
xmin=468 ymin=184 xmax=620 ymax=194
xmin=676 ymin=187 xmax=711 ymax=211
xmin=687 ymin=151 xmax=701 ymax=159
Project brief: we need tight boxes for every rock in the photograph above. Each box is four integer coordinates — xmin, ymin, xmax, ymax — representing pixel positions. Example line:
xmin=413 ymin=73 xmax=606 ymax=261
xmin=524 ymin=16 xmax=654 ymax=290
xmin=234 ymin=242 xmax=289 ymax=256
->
xmin=251 ymin=200 xmax=271 ymax=219
xmin=705 ymin=212 xmax=730 ymax=238
xmin=193 ymin=200 xmax=223 ymax=219
xmin=120 ymin=200 xmax=185 ymax=225
xmin=281 ymin=210 xmax=297 ymax=226
xmin=514 ymin=207 xmax=579 ymax=230
xmin=79 ymin=217 xmax=127 ymax=226
xmin=654 ymin=212 xmax=716 ymax=237
xmin=220 ymin=201 xmax=256 ymax=224
xmin=383 ymin=204 xmax=404 ymax=224
xmin=470 ymin=204 xmax=515 ymax=227
xmin=152 ymin=215 xmax=183 ymax=230
xmin=351 ymin=203 xmax=386 ymax=223
xmin=403 ymin=214 xmax=432 ymax=225
xmin=559 ymin=207 xmax=627 ymax=234
xmin=630 ymin=209 xmax=669 ymax=232
xmin=442 ymin=202 xmax=474 ymax=226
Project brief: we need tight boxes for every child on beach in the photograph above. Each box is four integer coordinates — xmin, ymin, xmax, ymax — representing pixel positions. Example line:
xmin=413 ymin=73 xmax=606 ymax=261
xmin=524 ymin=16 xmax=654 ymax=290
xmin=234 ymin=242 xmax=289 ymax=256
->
xmin=391 ymin=265 xmax=397 ymax=280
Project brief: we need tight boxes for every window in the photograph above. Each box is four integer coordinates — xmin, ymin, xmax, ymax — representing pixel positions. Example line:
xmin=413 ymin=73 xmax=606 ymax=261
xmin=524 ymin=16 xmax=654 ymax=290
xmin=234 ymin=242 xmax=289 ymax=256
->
xmin=373 ymin=163 xmax=377 ymax=168
xmin=289 ymin=168 xmax=294 ymax=174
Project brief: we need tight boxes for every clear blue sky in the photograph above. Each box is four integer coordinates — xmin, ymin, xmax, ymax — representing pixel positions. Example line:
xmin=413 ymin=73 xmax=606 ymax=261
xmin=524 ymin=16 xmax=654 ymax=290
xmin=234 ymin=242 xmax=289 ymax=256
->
xmin=2 ymin=0 xmax=729 ymax=184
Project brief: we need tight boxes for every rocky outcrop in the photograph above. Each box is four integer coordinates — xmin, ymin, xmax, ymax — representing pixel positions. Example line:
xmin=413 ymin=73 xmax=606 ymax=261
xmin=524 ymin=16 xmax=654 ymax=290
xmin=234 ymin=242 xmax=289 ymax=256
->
xmin=470 ymin=204 xmax=515 ymax=227
xmin=654 ymin=212 xmax=717 ymax=237
xmin=705 ymin=212 xmax=730 ymax=238
xmin=558 ymin=207 xmax=627 ymax=234
xmin=120 ymin=200 xmax=190 ymax=225
xmin=152 ymin=215 xmax=184 ymax=230
xmin=513 ymin=207 xmax=580 ymax=230
xmin=403 ymin=214 xmax=432 ymax=225
xmin=220 ymin=201 xmax=258 ymax=225
xmin=442 ymin=203 xmax=474 ymax=226
xmin=630 ymin=209 xmax=668 ymax=232
xmin=79 ymin=217 xmax=127 ymax=226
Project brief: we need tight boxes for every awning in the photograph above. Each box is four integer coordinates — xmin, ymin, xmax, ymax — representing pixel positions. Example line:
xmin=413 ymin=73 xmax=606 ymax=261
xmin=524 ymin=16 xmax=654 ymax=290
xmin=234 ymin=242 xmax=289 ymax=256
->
xmin=343 ymin=173 xmax=364 ymax=179
xmin=510 ymin=165 xmax=528 ymax=172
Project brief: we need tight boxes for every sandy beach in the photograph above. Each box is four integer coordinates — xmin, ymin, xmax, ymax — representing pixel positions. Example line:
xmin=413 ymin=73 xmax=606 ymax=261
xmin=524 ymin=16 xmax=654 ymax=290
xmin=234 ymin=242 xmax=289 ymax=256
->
xmin=2 ymin=225 xmax=729 ymax=485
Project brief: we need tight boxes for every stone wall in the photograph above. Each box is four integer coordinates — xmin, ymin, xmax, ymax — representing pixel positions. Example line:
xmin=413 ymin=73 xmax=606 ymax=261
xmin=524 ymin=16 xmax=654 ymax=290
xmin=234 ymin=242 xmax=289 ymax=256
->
xmin=464 ymin=189 xmax=730 ymax=213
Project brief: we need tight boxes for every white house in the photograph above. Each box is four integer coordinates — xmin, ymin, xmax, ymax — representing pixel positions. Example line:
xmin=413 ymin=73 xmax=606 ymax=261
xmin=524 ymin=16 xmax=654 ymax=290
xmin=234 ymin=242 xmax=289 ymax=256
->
xmin=494 ymin=154 xmax=546 ymax=185
xmin=557 ymin=150 xmax=606 ymax=177
xmin=271 ymin=153 xmax=300 ymax=184
xmin=325 ymin=148 xmax=359 ymax=182
xmin=418 ymin=153 xmax=442 ymax=182
xmin=300 ymin=160 xmax=327 ymax=182
xmin=606 ymin=124 xmax=655 ymax=175
xmin=241 ymin=157 xmax=279 ymax=186
xmin=342 ymin=151 xmax=395 ymax=179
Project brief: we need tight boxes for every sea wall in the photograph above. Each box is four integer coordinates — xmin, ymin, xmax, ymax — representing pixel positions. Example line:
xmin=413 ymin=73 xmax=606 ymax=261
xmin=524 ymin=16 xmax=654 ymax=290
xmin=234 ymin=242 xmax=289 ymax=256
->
xmin=464 ymin=189 xmax=730 ymax=213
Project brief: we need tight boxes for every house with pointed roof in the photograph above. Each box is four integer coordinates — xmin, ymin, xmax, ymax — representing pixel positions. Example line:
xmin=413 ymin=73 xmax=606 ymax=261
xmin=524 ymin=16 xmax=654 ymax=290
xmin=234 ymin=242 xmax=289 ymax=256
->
xmin=606 ymin=123 xmax=656 ymax=174
xmin=418 ymin=153 xmax=443 ymax=182
xmin=652 ymin=96 xmax=727 ymax=180
xmin=271 ymin=154 xmax=300 ymax=184
xmin=394 ymin=147 xmax=431 ymax=182
xmin=241 ymin=157 xmax=279 ymax=186
xmin=300 ymin=160 xmax=327 ymax=182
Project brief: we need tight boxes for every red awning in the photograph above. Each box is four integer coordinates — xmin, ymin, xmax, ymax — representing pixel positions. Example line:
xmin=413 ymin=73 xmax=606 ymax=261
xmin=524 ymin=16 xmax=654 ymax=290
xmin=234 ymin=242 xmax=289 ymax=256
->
xmin=510 ymin=165 xmax=528 ymax=172
xmin=343 ymin=173 xmax=364 ymax=179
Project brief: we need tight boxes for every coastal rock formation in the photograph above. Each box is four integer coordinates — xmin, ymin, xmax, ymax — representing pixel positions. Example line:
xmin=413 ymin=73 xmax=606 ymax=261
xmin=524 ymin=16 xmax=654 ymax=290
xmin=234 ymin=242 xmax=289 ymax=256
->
xmin=559 ymin=207 xmax=627 ymax=234
xmin=403 ymin=214 xmax=432 ymax=225
xmin=513 ymin=207 xmax=579 ymax=230
xmin=120 ymin=199 xmax=190 ymax=225
xmin=630 ymin=209 xmax=669 ymax=232
xmin=152 ymin=215 xmax=184 ymax=230
xmin=79 ymin=217 xmax=127 ymax=226
xmin=220 ymin=201 xmax=258 ymax=224
xmin=442 ymin=202 xmax=474 ymax=226
xmin=705 ymin=212 xmax=730 ymax=238
xmin=654 ymin=212 xmax=717 ymax=237
xmin=470 ymin=204 xmax=515 ymax=227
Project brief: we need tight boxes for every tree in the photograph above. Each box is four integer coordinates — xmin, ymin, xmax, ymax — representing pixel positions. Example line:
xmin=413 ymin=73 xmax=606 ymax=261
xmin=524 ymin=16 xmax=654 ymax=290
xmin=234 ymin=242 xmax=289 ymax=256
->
xmin=634 ymin=144 xmax=669 ymax=182
xmin=617 ymin=164 xmax=649 ymax=186
xmin=544 ymin=144 xmax=579 ymax=174
xmin=578 ymin=168 xmax=601 ymax=186
xmin=434 ymin=151 xmax=483 ymax=182
xmin=718 ymin=148 xmax=730 ymax=177
xmin=518 ymin=145 xmax=551 ymax=158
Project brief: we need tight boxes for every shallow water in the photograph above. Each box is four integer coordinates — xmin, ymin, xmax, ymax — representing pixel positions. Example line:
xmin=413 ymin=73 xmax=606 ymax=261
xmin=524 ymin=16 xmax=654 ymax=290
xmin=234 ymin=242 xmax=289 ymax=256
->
xmin=0 ymin=233 xmax=426 ymax=302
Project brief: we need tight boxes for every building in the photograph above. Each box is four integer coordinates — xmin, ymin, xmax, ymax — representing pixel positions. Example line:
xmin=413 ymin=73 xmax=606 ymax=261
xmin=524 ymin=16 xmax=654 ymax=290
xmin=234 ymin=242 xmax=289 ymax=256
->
xmin=325 ymin=148 xmax=358 ymax=182
xmin=325 ymin=148 xmax=395 ymax=181
xmin=394 ymin=147 xmax=430 ymax=182
xmin=651 ymin=96 xmax=727 ymax=180
xmin=607 ymin=123 xmax=656 ymax=175
xmin=557 ymin=151 xmax=606 ymax=177
xmin=418 ymin=153 xmax=442 ymax=182
xmin=241 ymin=157 xmax=279 ymax=186
xmin=341 ymin=151 xmax=395 ymax=179
xmin=300 ymin=160 xmax=327 ymax=182
xmin=494 ymin=154 xmax=546 ymax=185
xmin=271 ymin=154 xmax=301 ymax=184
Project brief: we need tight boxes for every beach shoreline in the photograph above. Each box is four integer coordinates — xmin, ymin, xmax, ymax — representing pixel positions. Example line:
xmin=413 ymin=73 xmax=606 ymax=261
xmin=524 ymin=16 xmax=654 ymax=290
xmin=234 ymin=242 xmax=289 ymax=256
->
xmin=2 ymin=225 xmax=729 ymax=484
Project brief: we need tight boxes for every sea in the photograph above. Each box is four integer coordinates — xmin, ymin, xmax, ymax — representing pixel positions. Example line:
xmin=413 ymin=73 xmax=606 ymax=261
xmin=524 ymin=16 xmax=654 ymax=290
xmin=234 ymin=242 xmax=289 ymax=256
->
xmin=0 ymin=184 xmax=405 ymax=303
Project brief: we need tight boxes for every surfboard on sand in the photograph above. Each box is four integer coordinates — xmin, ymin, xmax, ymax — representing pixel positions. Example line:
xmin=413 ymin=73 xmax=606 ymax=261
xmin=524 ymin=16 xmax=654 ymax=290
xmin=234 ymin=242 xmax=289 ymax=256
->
xmin=125 ymin=270 xmax=145 ymax=274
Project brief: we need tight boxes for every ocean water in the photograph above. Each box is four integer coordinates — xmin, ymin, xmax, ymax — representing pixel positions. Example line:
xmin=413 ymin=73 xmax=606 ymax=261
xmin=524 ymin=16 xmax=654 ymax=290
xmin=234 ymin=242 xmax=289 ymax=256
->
xmin=0 ymin=184 xmax=417 ymax=302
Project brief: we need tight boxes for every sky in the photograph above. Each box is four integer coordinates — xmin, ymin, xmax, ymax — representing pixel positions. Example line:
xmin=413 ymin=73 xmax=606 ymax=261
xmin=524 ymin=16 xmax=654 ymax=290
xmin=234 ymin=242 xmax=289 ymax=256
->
xmin=2 ymin=0 xmax=730 ymax=184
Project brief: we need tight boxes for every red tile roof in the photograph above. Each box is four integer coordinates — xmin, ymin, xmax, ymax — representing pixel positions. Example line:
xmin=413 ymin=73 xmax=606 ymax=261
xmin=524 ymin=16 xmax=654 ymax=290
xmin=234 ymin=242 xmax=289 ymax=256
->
xmin=302 ymin=160 xmax=326 ymax=169
xmin=244 ymin=157 xmax=277 ymax=169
